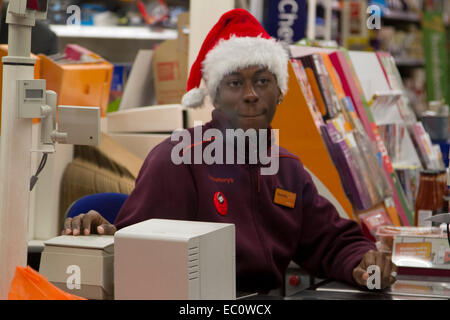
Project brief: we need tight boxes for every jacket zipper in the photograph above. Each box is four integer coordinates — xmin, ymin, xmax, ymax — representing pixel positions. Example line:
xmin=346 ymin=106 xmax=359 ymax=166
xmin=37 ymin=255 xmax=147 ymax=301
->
xmin=257 ymin=166 xmax=261 ymax=193
xmin=249 ymin=165 xmax=272 ymax=274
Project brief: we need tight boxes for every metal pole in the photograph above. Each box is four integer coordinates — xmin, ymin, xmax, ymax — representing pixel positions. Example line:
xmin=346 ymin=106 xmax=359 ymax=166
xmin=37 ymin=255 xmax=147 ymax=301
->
xmin=0 ymin=3 xmax=35 ymax=298
xmin=360 ymin=0 xmax=368 ymax=39
xmin=249 ymin=0 xmax=264 ymax=23
xmin=324 ymin=0 xmax=333 ymax=41
xmin=307 ymin=0 xmax=317 ymax=40
xmin=341 ymin=0 xmax=350 ymax=48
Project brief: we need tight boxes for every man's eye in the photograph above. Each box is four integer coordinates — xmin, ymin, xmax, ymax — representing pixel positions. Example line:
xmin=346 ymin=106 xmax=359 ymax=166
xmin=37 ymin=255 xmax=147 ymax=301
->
xmin=256 ymin=78 xmax=270 ymax=86
xmin=228 ymin=80 xmax=242 ymax=88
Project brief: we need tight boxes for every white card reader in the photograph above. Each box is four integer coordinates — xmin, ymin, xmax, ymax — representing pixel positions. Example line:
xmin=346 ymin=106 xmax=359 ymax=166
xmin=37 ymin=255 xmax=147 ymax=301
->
xmin=39 ymin=235 xmax=114 ymax=300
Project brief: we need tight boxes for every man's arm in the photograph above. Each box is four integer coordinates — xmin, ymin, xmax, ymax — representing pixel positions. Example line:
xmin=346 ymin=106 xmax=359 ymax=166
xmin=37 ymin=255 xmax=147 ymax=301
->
xmin=292 ymin=165 xmax=377 ymax=287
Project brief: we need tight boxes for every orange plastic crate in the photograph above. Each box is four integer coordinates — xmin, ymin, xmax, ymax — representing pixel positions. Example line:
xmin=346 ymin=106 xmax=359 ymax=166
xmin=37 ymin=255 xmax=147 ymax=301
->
xmin=38 ymin=53 xmax=113 ymax=118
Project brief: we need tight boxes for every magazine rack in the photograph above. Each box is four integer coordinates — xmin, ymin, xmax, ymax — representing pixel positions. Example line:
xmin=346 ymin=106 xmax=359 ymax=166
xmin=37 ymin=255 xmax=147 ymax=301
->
xmin=272 ymin=46 xmax=417 ymax=227
xmin=272 ymin=62 xmax=355 ymax=221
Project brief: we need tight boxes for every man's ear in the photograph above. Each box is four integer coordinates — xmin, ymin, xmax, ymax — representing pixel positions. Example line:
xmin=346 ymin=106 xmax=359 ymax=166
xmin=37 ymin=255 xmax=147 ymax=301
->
xmin=277 ymin=89 xmax=283 ymax=105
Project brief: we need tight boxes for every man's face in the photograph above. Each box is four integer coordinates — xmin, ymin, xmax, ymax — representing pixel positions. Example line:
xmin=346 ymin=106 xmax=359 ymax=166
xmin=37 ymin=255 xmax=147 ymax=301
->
xmin=213 ymin=65 xmax=281 ymax=131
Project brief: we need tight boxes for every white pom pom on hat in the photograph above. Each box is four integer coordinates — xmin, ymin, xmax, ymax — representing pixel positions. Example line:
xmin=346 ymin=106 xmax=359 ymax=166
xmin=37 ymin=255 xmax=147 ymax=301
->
xmin=181 ymin=8 xmax=289 ymax=108
xmin=181 ymin=87 xmax=207 ymax=109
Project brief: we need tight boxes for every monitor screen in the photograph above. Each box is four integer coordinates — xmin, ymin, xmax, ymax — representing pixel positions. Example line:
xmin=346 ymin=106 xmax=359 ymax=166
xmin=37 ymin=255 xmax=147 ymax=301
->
xmin=26 ymin=0 xmax=48 ymax=12
xmin=26 ymin=89 xmax=43 ymax=99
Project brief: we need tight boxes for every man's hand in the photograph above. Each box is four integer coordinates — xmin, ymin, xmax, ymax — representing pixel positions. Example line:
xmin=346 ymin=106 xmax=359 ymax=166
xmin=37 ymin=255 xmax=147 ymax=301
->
xmin=352 ymin=250 xmax=398 ymax=290
xmin=62 ymin=210 xmax=117 ymax=236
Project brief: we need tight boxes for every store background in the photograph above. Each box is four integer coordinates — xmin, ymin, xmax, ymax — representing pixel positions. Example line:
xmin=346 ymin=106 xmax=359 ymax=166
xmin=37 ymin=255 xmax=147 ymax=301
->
xmin=0 ymin=0 xmax=449 ymax=300
xmin=6 ymin=0 xmax=447 ymax=242
xmin=32 ymin=0 xmax=449 ymax=143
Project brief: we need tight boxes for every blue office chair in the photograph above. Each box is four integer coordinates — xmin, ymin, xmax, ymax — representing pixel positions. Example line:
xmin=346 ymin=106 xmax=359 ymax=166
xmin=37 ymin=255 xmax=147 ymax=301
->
xmin=65 ymin=192 xmax=129 ymax=224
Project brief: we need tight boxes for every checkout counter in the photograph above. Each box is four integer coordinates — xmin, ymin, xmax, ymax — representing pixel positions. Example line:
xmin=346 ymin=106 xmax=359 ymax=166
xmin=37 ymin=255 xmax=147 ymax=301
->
xmin=29 ymin=219 xmax=450 ymax=301
xmin=28 ymin=244 xmax=450 ymax=300
xmin=284 ymin=277 xmax=450 ymax=300
xmin=241 ymin=276 xmax=450 ymax=300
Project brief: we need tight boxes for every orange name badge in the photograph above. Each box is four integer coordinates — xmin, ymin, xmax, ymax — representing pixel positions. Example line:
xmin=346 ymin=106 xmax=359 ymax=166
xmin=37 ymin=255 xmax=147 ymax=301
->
xmin=273 ymin=188 xmax=296 ymax=209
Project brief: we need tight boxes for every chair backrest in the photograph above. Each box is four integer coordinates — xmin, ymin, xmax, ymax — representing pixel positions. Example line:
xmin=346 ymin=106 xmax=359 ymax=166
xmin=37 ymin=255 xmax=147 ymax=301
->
xmin=65 ymin=193 xmax=129 ymax=224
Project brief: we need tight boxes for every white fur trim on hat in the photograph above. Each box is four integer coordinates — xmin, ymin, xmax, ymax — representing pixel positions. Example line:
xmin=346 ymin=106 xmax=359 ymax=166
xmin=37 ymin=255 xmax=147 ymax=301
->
xmin=181 ymin=87 xmax=207 ymax=109
xmin=202 ymin=36 xmax=289 ymax=101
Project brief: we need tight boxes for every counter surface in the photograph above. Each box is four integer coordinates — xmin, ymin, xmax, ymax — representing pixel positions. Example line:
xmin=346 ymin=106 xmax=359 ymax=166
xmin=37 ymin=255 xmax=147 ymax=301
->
xmin=243 ymin=276 xmax=450 ymax=300
xmin=287 ymin=277 xmax=450 ymax=300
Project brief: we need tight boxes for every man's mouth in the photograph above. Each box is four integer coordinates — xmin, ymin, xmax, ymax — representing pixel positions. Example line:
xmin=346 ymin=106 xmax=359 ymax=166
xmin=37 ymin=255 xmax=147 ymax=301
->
xmin=238 ymin=111 xmax=266 ymax=118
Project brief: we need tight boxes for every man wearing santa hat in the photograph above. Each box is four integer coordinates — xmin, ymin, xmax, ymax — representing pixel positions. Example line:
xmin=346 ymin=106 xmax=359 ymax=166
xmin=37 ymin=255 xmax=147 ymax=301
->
xmin=64 ymin=8 xmax=397 ymax=294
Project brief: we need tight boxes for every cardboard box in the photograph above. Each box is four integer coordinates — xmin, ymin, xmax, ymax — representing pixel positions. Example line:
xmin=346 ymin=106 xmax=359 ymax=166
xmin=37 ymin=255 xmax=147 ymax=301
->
xmin=0 ymin=45 xmax=41 ymax=130
xmin=152 ymin=12 xmax=189 ymax=105
xmin=38 ymin=50 xmax=113 ymax=117
xmin=119 ymin=50 xmax=155 ymax=111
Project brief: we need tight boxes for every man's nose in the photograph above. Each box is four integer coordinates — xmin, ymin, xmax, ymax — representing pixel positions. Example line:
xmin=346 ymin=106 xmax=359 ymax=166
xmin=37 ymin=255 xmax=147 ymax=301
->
xmin=243 ymin=82 xmax=258 ymax=103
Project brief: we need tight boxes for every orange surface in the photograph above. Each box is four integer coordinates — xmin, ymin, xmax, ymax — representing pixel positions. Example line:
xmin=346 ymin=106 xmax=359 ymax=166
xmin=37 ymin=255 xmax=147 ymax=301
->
xmin=8 ymin=266 xmax=86 ymax=300
xmin=384 ymin=202 xmax=401 ymax=227
xmin=394 ymin=242 xmax=432 ymax=260
xmin=38 ymin=53 xmax=113 ymax=118
xmin=272 ymin=62 xmax=354 ymax=220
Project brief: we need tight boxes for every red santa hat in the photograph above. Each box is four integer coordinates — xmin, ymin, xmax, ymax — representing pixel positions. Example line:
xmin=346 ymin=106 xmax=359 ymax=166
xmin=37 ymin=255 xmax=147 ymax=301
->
xmin=181 ymin=8 xmax=289 ymax=109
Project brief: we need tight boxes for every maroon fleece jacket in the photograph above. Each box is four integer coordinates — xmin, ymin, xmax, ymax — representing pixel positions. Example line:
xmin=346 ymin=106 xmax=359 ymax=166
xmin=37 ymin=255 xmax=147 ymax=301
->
xmin=114 ymin=110 xmax=376 ymax=293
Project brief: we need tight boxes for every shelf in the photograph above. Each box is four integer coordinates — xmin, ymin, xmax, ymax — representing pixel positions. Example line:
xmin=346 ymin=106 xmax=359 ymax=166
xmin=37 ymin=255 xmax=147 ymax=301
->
xmin=49 ymin=25 xmax=178 ymax=40
xmin=394 ymin=58 xmax=425 ymax=68
xmin=382 ymin=10 xmax=421 ymax=23
xmin=107 ymin=104 xmax=184 ymax=133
